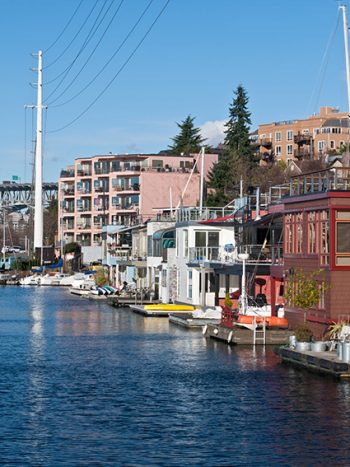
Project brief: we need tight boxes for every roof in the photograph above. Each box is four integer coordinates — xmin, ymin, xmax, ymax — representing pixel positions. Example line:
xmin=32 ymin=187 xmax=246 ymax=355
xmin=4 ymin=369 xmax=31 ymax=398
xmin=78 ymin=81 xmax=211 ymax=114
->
xmin=321 ymin=118 xmax=350 ymax=128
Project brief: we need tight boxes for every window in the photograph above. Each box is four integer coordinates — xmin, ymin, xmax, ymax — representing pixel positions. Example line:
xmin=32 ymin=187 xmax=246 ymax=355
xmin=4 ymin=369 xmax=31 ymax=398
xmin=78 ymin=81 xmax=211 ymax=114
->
xmin=275 ymin=132 xmax=281 ymax=142
xmin=320 ymin=210 xmax=329 ymax=265
xmin=296 ymin=213 xmax=303 ymax=254
xmin=314 ymin=128 xmax=320 ymax=135
xmin=287 ymin=144 xmax=293 ymax=155
xmin=194 ymin=230 xmax=219 ymax=260
xmin=318 ymin=141 xmax=324 ymax=153
xmin=187 ymin=270 xmax=192 ymax=299
xmin=184 ymin=230 xmax=188 ymax=258
xmin=275 ymin=145 xmax=282 ymax=157
xmin=302 ymin=129 xmax=309 ymax=134
xmin=336 ymin=210 xmax=350 ymax=266
xmin=285 ymin=214 xmax=292 ymax=254
xmin=152 ymin=159 xmax=163 ymax=168
xmin=308 ymin=211 xmax=316 ymax=254
xmin=330 ymin=140 xmax=335 ymax=150
xmin=321 ymin=128 xmax=331 ymax=134
xmin=332 ymin=127 xmax=341 ymax=134
xmin=287 ymin=130 xmax=293 ymax=141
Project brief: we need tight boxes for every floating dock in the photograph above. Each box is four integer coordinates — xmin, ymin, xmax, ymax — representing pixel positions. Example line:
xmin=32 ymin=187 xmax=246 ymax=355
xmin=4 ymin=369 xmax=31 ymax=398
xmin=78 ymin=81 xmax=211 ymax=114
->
xmin=107 ymin=297 xmax=158 ymax=308
xmin=276 ymin=347 xmax=350 ymax=379
xmin=169 ymin=313 xmax=221 ymax=328
xmin=205 ymin=323 xmax=292 ymax=345
xmin=129 ymin=305 xmax=195 ymax=317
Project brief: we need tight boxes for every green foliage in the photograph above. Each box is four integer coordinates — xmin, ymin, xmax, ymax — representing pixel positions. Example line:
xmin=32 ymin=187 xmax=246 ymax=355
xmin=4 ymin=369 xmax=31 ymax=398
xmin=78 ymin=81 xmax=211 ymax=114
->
xmin=327 ymin=321 xmax=347 ymax=340
xmin=95 ymin=269 xmax=108 ymax=287
xmin=207 ymin=85 xmax=256 ymax=205
xmin=224 ymin=85 xmax=254 ymax=164
xmin=294 ymin=323 xmax=313 ymax=342
xmin=285 ymin=268 xmax=327 ymax=311
xmin=169 ymin=115 xmax=206 ymax=155
xmin=224 ymin=292 xmax=233 ymax=309
xmin=63 ymin=242 xmax=81 ymax=255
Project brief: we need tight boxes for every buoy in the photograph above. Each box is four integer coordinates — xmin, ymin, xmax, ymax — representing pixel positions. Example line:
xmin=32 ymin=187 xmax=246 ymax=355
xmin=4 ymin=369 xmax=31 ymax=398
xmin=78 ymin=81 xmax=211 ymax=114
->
xmin=202 ymin=325 xmax=208 ymax=335
xmin=227 ymin=331 xmax=233 ymax=343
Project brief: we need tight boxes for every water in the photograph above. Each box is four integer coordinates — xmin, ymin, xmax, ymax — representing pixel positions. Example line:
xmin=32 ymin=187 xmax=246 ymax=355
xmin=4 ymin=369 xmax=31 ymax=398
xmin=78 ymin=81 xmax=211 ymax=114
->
xmin=1 ymin=287 xmax=350 ymax=466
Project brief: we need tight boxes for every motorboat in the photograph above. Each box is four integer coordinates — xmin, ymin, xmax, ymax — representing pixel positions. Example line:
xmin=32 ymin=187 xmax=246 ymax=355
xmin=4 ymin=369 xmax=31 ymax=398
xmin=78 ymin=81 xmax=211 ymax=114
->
xmin=20 ymin=275 xmax=41 ymax=286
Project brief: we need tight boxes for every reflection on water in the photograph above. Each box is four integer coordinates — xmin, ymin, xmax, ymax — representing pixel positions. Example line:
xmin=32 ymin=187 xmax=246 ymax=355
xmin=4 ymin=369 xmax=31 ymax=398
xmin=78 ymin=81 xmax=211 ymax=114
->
xmin=0 ymin=287 xmax=350 ymax=465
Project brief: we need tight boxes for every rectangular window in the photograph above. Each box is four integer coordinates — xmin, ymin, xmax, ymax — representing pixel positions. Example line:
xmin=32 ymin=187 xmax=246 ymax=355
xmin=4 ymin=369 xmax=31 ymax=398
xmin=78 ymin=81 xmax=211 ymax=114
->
xmin=320 ymin=210 xmax=329 ymax=265
xmin=302 ymin=129 xmax=309 ymax=134
xmin=287 ymin=130 xmax=293 ymax=141
xmin=152 ymin=159 xmax=163 ymax=168
xmin=296 ymin=213 xmax=303 ymax=254
xmin=184 ymin=230 xmax=188 ymax=258
xmin=275 ymin=145 xmax=282 ymax=157
xmin=330 ymin=140 xmax=335 ymax=150
xmin=187 ymin=270 xmax=192 ymax=299
xmin=275 ymin=132 xmax=281 ymax=142
xmin=308 ymin=211 xmax=316 ymax=254
xmin=287 ymin=144 xmax=293 ymax=155
xmin=318 ymin=141 xmax=324 ymax=152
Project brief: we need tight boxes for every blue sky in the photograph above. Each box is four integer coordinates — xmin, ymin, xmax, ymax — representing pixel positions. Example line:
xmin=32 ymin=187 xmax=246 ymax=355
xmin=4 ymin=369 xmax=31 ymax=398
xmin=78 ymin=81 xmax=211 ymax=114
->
xmin=0 ymin=0 xmax=348 ymax=182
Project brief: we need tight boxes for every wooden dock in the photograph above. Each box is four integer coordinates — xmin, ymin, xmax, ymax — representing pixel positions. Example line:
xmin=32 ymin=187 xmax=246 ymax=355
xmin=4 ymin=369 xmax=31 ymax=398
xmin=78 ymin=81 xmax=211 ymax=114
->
xmin=205 ymin=323 xmax=292 ymax=345
xmin=276 ymin=347 xmax=350 ymax=378
xmin=169 ymin=313 xmax=221 ymax=328
xmin=107 ymin=297 xmax=158 ymax=308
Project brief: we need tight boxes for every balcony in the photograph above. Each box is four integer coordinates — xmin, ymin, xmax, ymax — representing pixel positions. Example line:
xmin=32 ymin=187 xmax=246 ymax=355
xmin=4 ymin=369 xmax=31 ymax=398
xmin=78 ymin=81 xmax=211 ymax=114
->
xmin=94 ymin=185 xmax=109 ymax=193
xmin=294 ymin=148 xmax=311 ymax=160
xmin=294 ymin=132 xmax=312 ymax=145
xmin=62 ymin=206 xmax=75 ymax=214
xmin=77 ymin=186 xmax=91 ymax=194
xmin=77 ymin=169 xmax=92 ymax=177
xmin=94 ymin=167 xmax=110 ymax=175
xmin=60 ymin=169 xmax=75 ymax=178
xmin=62 ymin=188 xmax=75 ymax=196
xmin=112 ymin=184 xmax=140 ymax=192
xmin=63 ymin=223 xmax=74 ymax=230
xmin=77 ymin=205 xmax=91 ymax=212
xmin=237 ymin=244 xmax=283 ymax=264
xmin=260 ymin=138 xmax=272 ymax=148
xmin=77 ymin=222 xmax=92 ymax=230
xmin=189 ymin=246 xmax=220 ymax=263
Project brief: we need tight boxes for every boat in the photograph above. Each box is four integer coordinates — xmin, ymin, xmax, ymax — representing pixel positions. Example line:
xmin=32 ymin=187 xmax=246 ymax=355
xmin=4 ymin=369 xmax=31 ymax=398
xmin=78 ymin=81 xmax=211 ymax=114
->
xmin=169 ymin=307 xmax=222 ymax=328
xmin=144 ymin=304 xmax=194 ymax=311
xmin=131 ymin=303 xmax=195 ymax=316
xmin=237 ymin=314 xmax=288 ymax=328
xmin=20 ymin=275 xmax=41 ymax=286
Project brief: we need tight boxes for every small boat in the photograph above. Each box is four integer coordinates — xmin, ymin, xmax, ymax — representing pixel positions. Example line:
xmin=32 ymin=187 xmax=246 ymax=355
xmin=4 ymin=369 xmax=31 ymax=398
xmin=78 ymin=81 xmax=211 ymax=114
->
xmin=20 ymin=275 xmax=41 ymax=286
xmin=144 ymin=304 xmax=194 ymax=311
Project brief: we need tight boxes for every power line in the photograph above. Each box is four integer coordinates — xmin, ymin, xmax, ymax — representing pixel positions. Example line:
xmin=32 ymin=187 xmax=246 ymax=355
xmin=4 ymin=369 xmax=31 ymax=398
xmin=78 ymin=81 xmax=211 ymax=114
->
xmin=49 ymin=0 xmax=154 ymax=109
xmin=45 ymin=0 xmax=115 ymax=100
xmin=44 ymin=0 xmax=100 ymax=70
xmin=47 ymin=0 xmax=170 ymax=134
xmin=43 ymin=0 xmax=84 ymax=54
xmin=48 ymin=0 xmax=126 ymax=106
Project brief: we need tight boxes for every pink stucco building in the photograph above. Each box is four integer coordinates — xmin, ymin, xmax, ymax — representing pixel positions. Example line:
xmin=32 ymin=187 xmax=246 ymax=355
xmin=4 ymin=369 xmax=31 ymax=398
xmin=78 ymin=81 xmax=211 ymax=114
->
xmin=58 ymin=152 xmax=218 ymax=249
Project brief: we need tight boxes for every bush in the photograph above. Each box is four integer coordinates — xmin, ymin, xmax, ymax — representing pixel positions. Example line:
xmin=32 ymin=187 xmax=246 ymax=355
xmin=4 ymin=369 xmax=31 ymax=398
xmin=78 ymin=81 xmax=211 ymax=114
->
xmin=294 ymin=323 xmax=313 ymax=342
xmin=224 ymin=293 xmax=233 ymax=309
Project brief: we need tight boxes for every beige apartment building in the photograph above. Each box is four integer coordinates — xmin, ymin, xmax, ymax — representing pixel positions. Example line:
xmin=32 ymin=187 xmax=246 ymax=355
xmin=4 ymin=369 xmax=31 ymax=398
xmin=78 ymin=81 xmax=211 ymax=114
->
xmin=58 ymin=152 xmax=218 ymax=257
xmin=256 ymin=106 xmax=350 ymax=164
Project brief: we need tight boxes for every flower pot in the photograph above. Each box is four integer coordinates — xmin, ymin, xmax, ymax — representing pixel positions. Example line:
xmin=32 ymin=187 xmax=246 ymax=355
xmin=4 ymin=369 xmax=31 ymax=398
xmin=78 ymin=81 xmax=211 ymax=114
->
xmin=311 ymin=341 xmax=326 ymax=352
xmin=337 ymin=342 xmax=343 ymax=360
xmin=342 ymin=342 xmax=350 ymax=363
xmin=295 ymin=341 xmax=311 ymax=352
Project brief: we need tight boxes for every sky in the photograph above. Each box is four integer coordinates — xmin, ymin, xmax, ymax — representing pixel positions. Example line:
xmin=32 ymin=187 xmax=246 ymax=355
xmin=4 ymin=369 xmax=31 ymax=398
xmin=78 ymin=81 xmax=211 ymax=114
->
xmin=0 ymin=0 xmax=348 ymax=182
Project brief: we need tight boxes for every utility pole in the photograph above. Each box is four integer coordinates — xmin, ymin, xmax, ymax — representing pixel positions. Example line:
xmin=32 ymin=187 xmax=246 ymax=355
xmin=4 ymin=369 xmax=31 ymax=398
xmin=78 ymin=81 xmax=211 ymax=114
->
xmin=33 ymin=50 xmax=44 ymax=264
xmin=199 ymin=146 xmax=205 ymax=215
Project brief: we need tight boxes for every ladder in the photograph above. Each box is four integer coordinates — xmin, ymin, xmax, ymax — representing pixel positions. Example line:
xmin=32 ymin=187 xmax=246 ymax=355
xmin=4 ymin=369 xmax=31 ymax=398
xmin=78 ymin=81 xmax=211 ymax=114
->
xmin=253 ymin=317 xmax=266 ymax=345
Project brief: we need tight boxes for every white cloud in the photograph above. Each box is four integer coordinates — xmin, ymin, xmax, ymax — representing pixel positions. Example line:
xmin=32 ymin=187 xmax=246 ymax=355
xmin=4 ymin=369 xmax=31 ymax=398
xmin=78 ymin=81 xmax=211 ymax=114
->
xmin=201 ymin=120 xmax=226 ymax=146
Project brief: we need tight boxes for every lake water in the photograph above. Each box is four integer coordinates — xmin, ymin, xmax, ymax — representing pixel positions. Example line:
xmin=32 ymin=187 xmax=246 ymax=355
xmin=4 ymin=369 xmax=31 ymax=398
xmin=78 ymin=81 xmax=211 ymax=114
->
xmin=0 ymin=287 xmax=350 ymax=465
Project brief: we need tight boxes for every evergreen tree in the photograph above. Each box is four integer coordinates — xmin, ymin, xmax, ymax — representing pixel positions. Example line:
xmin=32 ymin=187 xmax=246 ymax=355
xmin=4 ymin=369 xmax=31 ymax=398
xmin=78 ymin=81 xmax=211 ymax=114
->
xmin=207 ymin=85 xmax=255 ymax=206
xmin=169 ymin=115 xmax=206 ymax=155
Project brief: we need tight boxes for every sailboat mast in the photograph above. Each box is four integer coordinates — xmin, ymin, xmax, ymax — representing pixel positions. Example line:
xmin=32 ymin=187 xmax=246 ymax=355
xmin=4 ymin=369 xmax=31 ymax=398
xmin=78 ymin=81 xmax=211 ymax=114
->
xmin=33 ymin=50 xmax=43 ymax=263
xmin=341 ymin=5 xmax=350 ymax=117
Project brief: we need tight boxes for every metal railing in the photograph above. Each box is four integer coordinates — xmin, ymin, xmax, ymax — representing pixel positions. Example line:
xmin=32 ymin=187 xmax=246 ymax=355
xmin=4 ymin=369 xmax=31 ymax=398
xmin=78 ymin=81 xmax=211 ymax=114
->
xmin=188 ymin=246 xmax=220 ymax=262
xmin=290 ymin=167 xmax=350 ymax=196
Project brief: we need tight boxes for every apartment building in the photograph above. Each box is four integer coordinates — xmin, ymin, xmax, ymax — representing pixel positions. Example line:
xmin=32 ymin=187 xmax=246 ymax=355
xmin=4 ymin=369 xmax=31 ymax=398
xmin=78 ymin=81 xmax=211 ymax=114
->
xmin=58 ymin=152 xmax=218 ymax=262
xmin=257 ymin=106 xmax=349 ymax=164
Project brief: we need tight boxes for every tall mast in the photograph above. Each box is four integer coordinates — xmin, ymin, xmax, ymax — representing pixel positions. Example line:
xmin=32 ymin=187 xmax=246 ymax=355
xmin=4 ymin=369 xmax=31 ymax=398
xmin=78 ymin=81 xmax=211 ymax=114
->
xmin=33 ymin=50 xmax=43 ymax=261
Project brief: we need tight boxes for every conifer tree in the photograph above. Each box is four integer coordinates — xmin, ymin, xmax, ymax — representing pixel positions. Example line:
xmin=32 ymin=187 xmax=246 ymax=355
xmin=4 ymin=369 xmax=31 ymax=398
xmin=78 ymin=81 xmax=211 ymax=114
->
xmin=207 ymin=85 xmax=255 ymax=206
xmin=224 ymin=84 xmax=254 ymax=162
xmin=169 ymin=115 xmax=206 ymax=155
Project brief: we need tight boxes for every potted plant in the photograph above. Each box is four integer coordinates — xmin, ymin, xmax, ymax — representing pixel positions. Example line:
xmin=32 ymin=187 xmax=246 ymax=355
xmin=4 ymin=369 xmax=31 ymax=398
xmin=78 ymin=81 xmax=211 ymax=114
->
xmin=294 ymin=323 xmax=313 ymax=352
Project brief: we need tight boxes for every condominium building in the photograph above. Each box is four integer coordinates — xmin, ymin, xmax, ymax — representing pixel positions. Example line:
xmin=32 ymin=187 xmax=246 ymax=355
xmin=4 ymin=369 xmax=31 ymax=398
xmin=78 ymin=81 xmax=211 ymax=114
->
xmin=257 ymin=106 xmax=350 ymax=164
xmin=58 ymin=152 xmax=218 ymax=261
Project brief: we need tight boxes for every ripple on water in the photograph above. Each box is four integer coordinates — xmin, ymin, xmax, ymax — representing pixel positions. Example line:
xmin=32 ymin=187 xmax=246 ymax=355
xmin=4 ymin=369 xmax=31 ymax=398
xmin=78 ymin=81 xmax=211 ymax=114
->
xmin=0 ymin=287 xmax=350 ymax=465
